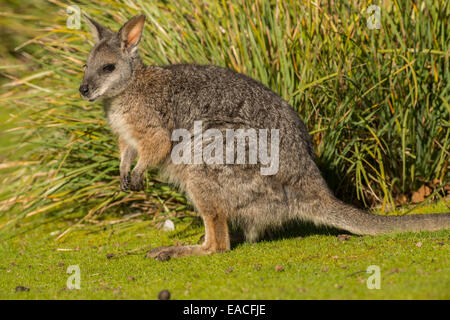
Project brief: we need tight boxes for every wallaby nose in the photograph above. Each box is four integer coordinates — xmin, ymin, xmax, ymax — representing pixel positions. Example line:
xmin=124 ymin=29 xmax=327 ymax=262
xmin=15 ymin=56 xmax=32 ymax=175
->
xmin=79 ymin=84 xmax=89 ymax=96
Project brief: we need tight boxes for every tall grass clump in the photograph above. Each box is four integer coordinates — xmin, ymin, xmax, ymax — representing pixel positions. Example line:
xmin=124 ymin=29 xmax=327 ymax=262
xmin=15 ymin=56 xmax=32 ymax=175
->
xmin=0 ymin=0 xmax=448 ymax=238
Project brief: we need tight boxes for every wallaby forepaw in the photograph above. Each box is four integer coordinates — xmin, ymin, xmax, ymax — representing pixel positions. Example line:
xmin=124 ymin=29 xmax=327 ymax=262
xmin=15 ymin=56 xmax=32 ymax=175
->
xmin=130 ymin=174 xmax=144 ymax=191
xmin=120 ymin=173 xmax=130 ymax=192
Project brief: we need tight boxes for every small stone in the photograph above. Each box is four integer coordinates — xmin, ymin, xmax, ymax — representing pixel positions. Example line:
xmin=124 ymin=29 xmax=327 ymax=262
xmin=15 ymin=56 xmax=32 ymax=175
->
xmin=162 ymin=220 xmax=175 ymax=232
xmin=158 ymin=289 xmax=171 ymax=300
xmin=106 ymin=253 xmax=115 ymax=259
xmin=15 ymin=286 xmax=30 ymax=292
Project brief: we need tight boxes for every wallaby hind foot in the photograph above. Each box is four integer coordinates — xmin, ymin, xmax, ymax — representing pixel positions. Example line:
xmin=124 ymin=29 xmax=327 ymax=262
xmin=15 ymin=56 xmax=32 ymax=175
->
xmin=147 ymin=214 xmax=230 ymax=260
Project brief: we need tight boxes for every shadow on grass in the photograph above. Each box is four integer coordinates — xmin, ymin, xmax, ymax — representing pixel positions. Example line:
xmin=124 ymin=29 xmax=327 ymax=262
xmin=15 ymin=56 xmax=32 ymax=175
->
xmin=168 ymin=215 xmax=349 ymax=250
xmin=229 ymin=220 xmax=349 ymax=249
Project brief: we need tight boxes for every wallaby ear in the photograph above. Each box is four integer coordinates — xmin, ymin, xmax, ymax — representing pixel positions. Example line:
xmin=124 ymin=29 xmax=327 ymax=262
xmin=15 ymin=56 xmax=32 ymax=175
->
xmin=118 ymin=14 xmax=146 ymax=54
xmin=83 ymin=14 xmax=113 ymax=42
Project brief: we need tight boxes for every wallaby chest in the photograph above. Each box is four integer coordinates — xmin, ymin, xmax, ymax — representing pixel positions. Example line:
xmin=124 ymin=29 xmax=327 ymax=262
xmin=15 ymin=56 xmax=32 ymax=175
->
xmin=104 ymin=99 xmax=138 ymax=149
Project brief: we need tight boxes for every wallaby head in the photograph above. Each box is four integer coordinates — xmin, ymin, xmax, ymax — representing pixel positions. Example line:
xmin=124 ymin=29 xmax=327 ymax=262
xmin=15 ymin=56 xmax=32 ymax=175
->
xmin=79 ymin=14 xmax=146 ymax=102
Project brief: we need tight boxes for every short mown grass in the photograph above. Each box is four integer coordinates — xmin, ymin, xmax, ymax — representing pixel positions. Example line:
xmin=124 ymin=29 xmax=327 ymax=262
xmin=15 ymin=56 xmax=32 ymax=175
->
xmin=0 ymin=0 xmax=449 ymax=300
xmin=1 ymin=200 xmax=449 ymax=300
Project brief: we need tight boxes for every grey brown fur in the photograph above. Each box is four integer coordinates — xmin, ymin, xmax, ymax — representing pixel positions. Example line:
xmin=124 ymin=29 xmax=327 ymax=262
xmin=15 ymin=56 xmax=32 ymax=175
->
xmin=79 ymin=14 xmax=450 ymax=260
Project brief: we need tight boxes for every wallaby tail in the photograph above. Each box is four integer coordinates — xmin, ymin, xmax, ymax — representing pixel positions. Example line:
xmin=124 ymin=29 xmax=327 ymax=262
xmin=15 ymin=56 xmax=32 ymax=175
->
xmin=302 ymin=195 xmax=450 ymax=235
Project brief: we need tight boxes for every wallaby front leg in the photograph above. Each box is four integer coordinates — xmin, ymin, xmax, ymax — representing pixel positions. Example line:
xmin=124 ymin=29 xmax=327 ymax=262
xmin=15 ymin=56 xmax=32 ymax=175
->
xmin=130 ymin=129 xmax=171 ymax=191
xmin=119 ymin=138 xmax=137 ymax=192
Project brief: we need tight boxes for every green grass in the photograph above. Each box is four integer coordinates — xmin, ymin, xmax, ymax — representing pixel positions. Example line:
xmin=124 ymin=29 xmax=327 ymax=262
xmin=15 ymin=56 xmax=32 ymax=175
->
xmin=0 ymin=0 xmax=449 ymax=300
xmin=1 ymin=201 xmax=449 ymax=300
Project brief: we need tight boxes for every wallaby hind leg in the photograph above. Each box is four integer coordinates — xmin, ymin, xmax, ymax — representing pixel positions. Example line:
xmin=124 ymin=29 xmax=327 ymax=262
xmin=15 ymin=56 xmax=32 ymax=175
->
xmin=147 ymin=183 xmax=230 ymax=260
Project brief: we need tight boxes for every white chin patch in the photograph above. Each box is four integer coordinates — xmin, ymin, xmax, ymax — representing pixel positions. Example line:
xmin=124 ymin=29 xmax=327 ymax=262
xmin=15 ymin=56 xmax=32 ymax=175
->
xmin=90 ymin=86 xmax=108 ymax=101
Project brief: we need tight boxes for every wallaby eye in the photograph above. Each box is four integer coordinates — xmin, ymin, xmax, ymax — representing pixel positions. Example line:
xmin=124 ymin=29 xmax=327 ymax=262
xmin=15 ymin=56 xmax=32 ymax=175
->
xmin=103 ymin=64 xmax=115 ymax=73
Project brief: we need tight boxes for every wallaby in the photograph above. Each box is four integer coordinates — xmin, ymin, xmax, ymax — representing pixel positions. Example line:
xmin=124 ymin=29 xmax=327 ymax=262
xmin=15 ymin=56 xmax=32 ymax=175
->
xmin=79 ymin=14 xmax=450 ymax=261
